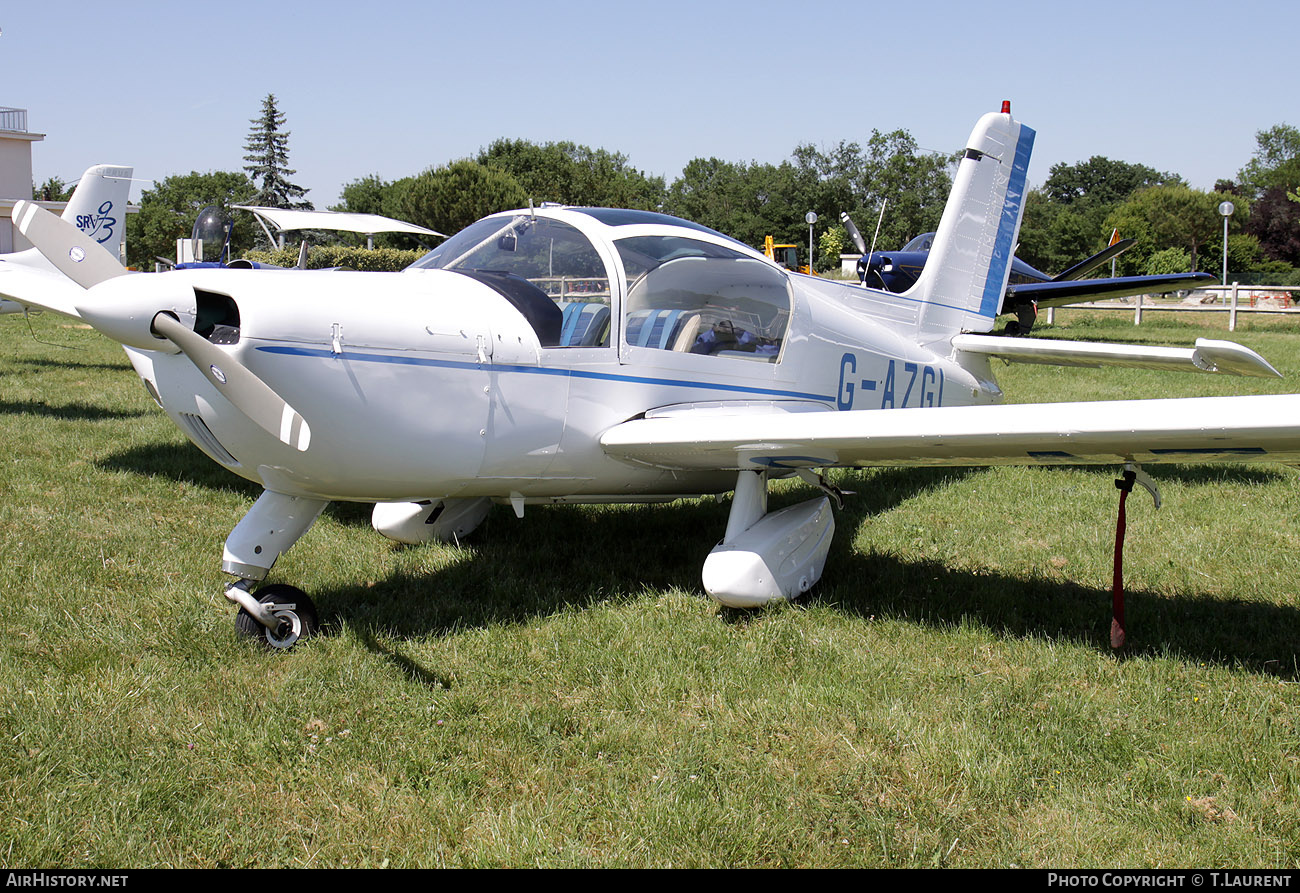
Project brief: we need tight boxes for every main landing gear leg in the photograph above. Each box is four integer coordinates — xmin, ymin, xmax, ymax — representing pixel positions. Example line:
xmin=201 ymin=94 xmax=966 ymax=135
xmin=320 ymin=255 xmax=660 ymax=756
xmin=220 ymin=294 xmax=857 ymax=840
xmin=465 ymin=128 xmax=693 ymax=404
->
xmin=221 ymin=489 xmax=329 ymax=649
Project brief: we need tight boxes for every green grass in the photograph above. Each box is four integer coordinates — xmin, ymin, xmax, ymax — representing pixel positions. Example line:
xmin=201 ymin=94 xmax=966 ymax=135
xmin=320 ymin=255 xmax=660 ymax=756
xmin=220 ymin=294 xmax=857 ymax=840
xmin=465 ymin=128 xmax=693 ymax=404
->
xmin=3 ymin=312 xmax=1300 ymax=867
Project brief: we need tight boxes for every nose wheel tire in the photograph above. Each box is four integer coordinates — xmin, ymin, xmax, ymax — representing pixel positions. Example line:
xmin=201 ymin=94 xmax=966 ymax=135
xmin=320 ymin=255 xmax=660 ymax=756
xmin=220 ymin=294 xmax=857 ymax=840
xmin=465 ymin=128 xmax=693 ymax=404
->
xmin=234 ymin=584 xmax=320 ymax=649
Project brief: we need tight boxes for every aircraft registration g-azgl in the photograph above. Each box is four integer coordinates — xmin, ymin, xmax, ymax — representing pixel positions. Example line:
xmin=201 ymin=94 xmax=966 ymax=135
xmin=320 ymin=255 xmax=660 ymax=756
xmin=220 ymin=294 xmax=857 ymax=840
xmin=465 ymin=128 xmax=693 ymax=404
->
xmin=6 ymin=103 xmax=1300 ymax=650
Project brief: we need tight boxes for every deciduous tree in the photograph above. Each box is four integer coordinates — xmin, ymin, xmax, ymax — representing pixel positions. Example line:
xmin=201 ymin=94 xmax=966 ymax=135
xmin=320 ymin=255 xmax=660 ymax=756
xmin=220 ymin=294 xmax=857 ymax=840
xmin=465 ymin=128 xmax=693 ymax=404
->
xmin=33 ymin=176 xmax=71 ymax=202
xmin=1237 ymin=124 xmax=1300 ymax=198
xmin=1041 ymin=156 xmax=1180 ymax=206
xmin=1244 ymin=186 xmax=1300 ymax=266
xmin=477 ymin=139 xmax=665 ymax=210
xmin=124 ymin=171 xmax=258 ymax=268
xmin=1018 ymin=157 xmax=1181 ymax=275
xmin=1104 ymin=185 xmax=1226 ymax=274
xmin=664 ymin=129 xmax=952 ymax=261
xmin=394 ymin=160 xmax=528 ymax=236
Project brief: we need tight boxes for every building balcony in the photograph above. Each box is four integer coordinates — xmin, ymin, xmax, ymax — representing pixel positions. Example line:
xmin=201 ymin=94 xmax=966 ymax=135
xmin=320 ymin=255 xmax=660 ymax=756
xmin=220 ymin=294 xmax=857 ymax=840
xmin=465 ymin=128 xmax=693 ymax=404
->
xmin=0 ymin=107 xmax=28 ymax=133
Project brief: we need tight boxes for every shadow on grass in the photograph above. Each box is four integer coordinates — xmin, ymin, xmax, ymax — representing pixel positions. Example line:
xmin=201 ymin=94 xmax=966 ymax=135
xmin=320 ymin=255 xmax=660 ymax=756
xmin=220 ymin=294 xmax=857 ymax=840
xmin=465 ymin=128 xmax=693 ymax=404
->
xmin=94 ymin=443 xmax=1300 ymax=676
xmin=1141 ymin=464 xmax=1294 ymax=486
xmin=315 ymin=497 xmax=724 ymax=641
xmin=0 ymin=398 xmax=148 ymax=421
xmin=14 ymin=357 xmax=133 ymax=373
xmin=812 ymin=549 xmax=1300 ymax=676
xmin=290 ymin=466 xmax=1300 ymax=680
xmin=96 ymin=442 xmax=373 ymax=526
xmin=352 ymin=627 xmax=456 ymax=690
xmin=99 ymin=442 xmax=263 ymax=495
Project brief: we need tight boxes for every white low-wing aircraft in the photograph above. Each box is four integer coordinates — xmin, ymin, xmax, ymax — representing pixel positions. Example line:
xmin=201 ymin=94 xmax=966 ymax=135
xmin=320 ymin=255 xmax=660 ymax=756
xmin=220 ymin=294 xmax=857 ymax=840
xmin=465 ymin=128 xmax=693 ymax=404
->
xmin=6 ymin=105 xmax=1300 ymax=649
xmin=0 ymin=164 xmax=132 ymax=316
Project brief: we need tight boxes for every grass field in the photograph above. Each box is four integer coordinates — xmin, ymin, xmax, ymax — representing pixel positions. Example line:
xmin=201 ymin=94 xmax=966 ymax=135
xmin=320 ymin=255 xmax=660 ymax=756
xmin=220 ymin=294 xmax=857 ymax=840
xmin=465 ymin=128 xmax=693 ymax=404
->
xmin=3 ymin=308 xmax=1300 ymax=868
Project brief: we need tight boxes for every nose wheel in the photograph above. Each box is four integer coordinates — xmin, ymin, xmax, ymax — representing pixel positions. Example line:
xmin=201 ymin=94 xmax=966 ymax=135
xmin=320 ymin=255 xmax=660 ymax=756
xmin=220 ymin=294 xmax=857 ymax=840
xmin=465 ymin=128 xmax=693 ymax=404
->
xmin=232 ymin=583 xmax=320 ymax=649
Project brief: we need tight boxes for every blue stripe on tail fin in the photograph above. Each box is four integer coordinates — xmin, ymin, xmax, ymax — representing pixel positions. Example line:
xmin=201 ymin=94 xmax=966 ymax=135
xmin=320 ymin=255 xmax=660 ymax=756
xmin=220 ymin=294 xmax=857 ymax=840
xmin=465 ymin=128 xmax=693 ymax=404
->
xmin=977 ymin=128 xmax=1035 ymax=320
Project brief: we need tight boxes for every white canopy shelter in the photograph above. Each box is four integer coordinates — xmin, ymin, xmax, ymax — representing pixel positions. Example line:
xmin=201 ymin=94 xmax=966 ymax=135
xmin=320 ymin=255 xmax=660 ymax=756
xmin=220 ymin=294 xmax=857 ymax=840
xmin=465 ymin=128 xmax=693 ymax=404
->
xmin=232 ymin=206 xmax=446 ymax=249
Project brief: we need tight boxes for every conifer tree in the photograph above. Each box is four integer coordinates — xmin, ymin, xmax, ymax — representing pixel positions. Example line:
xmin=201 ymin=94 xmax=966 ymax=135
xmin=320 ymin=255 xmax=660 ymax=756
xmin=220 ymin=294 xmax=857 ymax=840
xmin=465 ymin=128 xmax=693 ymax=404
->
xmin=242 ymin=93 xmax=312 ymax=210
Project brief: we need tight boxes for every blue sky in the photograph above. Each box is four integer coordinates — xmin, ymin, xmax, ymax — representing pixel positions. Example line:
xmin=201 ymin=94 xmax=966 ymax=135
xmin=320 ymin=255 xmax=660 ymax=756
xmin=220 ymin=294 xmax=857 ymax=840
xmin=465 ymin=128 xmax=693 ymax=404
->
xmin=3 ymin=1 xmax=1294 ymax=211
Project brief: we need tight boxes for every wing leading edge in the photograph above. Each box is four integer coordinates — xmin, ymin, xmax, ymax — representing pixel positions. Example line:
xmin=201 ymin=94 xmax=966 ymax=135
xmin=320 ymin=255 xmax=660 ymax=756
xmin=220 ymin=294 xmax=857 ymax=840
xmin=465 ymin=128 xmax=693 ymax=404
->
xmin=600 ymin=394 xmax=1300 ymax=471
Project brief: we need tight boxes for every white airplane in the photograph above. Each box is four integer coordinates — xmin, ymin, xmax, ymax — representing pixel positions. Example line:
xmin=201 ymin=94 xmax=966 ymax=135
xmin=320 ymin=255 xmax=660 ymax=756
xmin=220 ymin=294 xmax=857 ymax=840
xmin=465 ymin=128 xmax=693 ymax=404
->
xmin=6 ymin=105 xmax=1300 ymax=651
xmin=0 ymin=164 xmax=132 ymax=315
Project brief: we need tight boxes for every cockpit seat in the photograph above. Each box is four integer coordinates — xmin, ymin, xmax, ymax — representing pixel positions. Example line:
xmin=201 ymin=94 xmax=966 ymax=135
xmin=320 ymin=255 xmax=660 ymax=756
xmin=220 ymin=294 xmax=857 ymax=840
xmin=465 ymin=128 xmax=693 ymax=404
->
xmin=559 ymin=302 xmax=611 ymax=347
xmin=625 ymin=308 xmax=691 ymax=350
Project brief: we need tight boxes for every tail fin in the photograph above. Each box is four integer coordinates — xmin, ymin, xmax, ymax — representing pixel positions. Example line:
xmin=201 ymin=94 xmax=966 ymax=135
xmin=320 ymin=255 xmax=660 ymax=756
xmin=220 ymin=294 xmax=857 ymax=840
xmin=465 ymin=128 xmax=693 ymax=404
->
xmin=0 ymin=166 xmax=131 ymax=317
xmin=60 ymin=165 xmax=133 ymax=262
xmin=906 ymin=105 xmax=1034 ymax=339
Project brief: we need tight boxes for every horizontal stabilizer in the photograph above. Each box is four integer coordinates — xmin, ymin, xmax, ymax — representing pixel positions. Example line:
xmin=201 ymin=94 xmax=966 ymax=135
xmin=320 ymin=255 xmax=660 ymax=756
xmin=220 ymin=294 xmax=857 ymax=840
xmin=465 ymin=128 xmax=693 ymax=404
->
xmin=951 ymin=334 xmax=1280 ymax=377
xmin=1052 ymin=239 xmax=1135 ymax=281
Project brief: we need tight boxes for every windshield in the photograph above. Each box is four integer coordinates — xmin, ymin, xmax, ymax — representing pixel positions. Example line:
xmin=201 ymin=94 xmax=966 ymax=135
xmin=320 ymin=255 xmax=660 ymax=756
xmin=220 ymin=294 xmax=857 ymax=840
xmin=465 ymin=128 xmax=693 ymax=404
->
xmin=408 ymin=214 xmax=613 ymax=347
xmin=901 ymin=232 xmax=935 ymax=252
xmin=409 ymin=214 xmax=608 ymax=284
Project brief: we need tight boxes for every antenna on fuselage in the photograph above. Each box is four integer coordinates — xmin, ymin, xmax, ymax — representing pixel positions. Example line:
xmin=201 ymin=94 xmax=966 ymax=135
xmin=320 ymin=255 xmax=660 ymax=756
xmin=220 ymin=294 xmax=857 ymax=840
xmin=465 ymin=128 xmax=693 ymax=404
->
xmin=866 ymin=199 xmax=887 ymax=263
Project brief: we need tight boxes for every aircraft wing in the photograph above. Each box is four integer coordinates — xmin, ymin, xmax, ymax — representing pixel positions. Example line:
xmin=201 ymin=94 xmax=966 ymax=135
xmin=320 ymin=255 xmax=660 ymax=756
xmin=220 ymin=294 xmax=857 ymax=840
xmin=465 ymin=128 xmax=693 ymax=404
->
xmin=599 ymin=394 xmax=1300 ymax=471
xmin=1005 ymin=272 xmax=1217 ymax=310
xmin=0 ymin=263 xmax=87 ymax=319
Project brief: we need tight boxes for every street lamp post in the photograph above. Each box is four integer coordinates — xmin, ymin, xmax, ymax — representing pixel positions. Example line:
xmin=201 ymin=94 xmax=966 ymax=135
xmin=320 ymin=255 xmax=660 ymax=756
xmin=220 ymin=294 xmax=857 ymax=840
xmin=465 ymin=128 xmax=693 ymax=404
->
xmin=805 ymin=211 xmax=817 ymax=273
xmin=1218 ymin=200 xmax=1235 ymax=285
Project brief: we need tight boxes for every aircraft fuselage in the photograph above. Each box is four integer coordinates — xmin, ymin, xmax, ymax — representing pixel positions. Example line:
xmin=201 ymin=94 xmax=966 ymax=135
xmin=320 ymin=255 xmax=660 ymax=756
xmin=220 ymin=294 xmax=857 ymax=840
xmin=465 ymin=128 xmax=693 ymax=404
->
xmin=119 ymin=254 xmax=992 ymax=505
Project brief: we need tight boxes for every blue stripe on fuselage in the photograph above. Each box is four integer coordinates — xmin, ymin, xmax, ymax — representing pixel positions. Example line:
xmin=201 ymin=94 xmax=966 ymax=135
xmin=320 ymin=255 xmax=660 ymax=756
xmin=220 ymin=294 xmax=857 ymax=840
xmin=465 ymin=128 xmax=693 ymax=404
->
xmin=254 ymin=344 xmax=838 ymax=403
xmin=978 ymin=124 xmax=1036 ymax=320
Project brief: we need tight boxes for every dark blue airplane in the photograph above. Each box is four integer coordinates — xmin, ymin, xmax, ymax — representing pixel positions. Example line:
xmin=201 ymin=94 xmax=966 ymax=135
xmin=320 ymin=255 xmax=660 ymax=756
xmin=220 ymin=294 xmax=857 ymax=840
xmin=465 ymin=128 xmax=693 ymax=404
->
xmin=843 ymin=215 xmax=1215 ymax=334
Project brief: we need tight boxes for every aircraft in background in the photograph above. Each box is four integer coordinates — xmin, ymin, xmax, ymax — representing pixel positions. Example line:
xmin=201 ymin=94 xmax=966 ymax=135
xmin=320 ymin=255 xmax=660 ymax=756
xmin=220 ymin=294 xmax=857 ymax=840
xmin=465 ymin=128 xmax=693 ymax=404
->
xmin=5 ymin=105 xmax=1297 ymax=653
xmin=0 ymin=164 xmax=132 ymax=315
xmin=844 ymin=218 xmax=1215 ymax=334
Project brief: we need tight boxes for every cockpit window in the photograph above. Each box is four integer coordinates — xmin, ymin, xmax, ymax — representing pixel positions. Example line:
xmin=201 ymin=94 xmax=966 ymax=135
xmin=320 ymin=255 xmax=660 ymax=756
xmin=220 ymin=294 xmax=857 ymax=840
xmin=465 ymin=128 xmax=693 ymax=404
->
xmin=616 ymin=236 xmax=790 ymax=362
xmin=408 ymin=215 xmax=612 ymax=347
xmin=901 ymin=232 xmax=935 ymax=252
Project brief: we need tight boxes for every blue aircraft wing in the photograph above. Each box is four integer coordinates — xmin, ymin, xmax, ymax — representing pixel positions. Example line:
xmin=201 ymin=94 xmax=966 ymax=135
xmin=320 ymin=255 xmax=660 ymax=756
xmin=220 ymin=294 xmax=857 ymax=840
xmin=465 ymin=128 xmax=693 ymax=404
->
xmin=1005 ymin=272 xmax=1217 ymax=310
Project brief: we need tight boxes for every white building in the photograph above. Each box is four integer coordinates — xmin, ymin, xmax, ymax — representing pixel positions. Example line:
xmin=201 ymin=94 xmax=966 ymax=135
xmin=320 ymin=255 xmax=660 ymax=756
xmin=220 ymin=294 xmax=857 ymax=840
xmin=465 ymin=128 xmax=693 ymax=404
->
xmin=0 ymin=106 xmax=46 ymax=253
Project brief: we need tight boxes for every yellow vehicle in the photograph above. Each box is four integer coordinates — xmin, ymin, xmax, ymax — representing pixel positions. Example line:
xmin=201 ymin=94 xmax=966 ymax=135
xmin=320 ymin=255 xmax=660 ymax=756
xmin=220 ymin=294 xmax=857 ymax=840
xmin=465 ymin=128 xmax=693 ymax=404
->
xmin=762 ymin=235 xmax=813 ymax=275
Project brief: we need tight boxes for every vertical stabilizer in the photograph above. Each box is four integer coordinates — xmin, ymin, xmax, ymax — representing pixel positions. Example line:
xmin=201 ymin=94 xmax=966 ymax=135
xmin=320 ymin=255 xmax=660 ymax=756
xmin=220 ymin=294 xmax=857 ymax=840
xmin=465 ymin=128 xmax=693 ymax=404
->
xmin=0 ymin=165 xmax=132 ymax=316
xmin=906 ymin=107 xmax=1034 ymax=339
xmin=60 ymin=165 xmax=133 ymax=261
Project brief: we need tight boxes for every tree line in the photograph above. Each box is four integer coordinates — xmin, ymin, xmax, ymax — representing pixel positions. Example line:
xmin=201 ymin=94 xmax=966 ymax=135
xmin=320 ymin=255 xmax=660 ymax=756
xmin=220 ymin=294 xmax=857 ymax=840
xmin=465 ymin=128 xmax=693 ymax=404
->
xmin=1019 ymin=127 xmax=1300 ymax=285
xmin=104 ymin=95 xmax=1300 ymax=284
